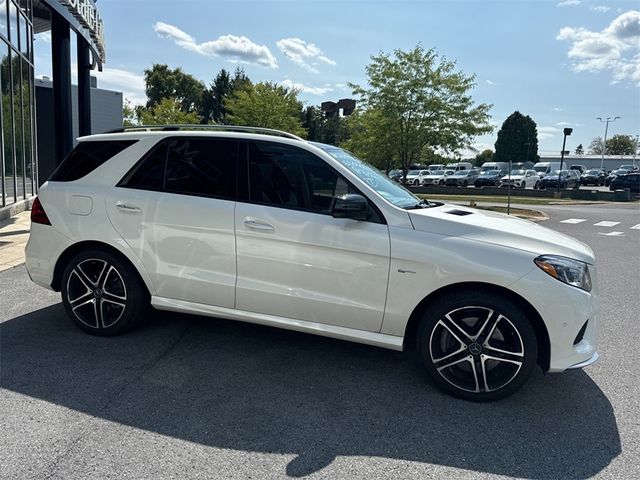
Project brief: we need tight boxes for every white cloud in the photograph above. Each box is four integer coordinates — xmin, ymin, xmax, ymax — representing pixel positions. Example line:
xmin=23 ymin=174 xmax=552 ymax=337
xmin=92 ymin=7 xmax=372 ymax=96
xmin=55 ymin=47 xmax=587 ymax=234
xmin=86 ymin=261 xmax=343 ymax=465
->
xmin=557 ymin=0 xmax=580 ymax=6
xmin=557 ymin=10 xmax=640 ymax=85
xmin=553 ymin=107 xmax=564 ymax=111
xmin=281 ymin=79 xmax=333 ymax=96
xmin=276 ymin=38 xmax=336 ymax=73
xmin=539 ymin=126 xmax=562 ymax=139
xmin=556 ymin=121 xmax=572 ymax=126
xmin=590 ymin=5 xmax=611 ymax=13
xmin=94 ymin=67 xmax=146 ymax=106
xmin=485 ymin=79 xmax=499 ymax=85
xmin=154 ymin=22 xmax=278 ymax=68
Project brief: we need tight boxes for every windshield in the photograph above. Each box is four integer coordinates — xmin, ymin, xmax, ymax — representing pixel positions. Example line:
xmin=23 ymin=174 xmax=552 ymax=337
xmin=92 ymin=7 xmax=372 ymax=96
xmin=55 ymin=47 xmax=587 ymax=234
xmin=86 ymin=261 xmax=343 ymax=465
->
xmin=585 ymin=170 xmax=600 ymax=175
xmin=408 ymin=170 xmax=421 ymax=175
xmin=431 ymin=170 xmax=446 ymax=175
xmin=533 ymin=166 xmax=548 ymax=172
xmin=319 ymin=145 xmax=421 ymax=209
xmin=453 ymin=171 xmax=467 ymax=176
xmin=510 ymin=169 xmax=525 ymax=175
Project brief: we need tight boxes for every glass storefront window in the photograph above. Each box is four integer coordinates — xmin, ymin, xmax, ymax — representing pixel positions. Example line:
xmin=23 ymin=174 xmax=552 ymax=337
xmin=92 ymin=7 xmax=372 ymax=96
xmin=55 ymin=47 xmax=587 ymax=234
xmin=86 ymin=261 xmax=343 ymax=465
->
xmin=21 ymin=56 xmax=30 ymax=195
xmin=8 ymin=1 xmax=16 ymax=47
xmin=12 ymin=53 xmax=23 ymax=200
xmin=18 ymin=12 xmax=25 ymax=55
xmin=0 ymin=1 xmax=8 ymax=40
xmin=1 ymin=41 xmax=13 ymax=205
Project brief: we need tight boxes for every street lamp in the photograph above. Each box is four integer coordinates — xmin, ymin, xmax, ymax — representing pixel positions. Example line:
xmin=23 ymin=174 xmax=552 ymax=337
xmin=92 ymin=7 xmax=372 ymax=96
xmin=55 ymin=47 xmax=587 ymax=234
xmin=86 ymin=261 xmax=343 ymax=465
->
xmin=558 ymin=128 xmax=573 ymax=193
xmin=597 ymin=116 xmax=620 ymax=170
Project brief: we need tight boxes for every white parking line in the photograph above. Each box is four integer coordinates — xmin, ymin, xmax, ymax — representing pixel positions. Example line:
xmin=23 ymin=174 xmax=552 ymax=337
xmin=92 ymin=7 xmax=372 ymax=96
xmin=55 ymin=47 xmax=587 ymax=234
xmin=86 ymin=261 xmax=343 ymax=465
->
xmin=599 ymin=231 xmax=625 ymax=236
xmin=560 ymin=218 xmax=587 ymax=224
xmin=594 ymin=221 xmax=621 ymax=227
xmin=631 ymin=224 xmax=640 ymax=230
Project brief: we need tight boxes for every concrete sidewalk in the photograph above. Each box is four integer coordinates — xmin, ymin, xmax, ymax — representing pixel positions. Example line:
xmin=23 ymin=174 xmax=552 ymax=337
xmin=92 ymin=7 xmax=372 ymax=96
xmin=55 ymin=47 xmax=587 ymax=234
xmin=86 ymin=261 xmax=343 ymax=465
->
xmin=0 ymin=210 xmax=30 ymax=272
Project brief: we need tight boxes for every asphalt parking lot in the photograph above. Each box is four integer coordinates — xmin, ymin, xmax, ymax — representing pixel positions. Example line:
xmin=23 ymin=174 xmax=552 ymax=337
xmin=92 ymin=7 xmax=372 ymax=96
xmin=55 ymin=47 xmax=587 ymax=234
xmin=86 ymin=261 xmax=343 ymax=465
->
xmin=1 ymin=202 xmax=638 ymax=479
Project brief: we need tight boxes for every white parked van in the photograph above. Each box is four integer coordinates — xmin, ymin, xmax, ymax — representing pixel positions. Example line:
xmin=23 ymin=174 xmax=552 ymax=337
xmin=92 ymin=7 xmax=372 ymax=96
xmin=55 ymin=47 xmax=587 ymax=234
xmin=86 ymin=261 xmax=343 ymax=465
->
xmin=533 ymin=162 xmax=561 ymax=179
xmin=446 ymin=162 xmax=473 ymax=171
xmin=480 ymin=162 xmax=510 ymax=172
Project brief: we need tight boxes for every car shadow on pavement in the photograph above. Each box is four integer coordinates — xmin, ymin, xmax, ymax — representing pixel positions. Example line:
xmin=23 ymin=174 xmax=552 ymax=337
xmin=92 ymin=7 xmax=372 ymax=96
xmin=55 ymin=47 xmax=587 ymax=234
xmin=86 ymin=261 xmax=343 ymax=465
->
xmin=1 ymin=304 xmax=621 ymax=479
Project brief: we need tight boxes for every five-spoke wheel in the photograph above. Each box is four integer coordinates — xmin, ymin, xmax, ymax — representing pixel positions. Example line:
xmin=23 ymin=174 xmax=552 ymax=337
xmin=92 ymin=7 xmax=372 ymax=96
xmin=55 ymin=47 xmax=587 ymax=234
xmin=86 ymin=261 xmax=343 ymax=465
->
xmin=418 ymin=291 xmax=537 ymax=401
xmin=62 ymin=249 xmax=148 ymax=335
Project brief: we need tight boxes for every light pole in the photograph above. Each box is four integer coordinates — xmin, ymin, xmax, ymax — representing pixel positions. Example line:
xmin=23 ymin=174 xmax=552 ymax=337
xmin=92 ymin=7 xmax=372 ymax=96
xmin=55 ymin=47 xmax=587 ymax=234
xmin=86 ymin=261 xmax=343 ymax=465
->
xmin=558 ymin=128 xmax=573 ymax=193
xmin=597 ymin=116 xmax=620 ymax=170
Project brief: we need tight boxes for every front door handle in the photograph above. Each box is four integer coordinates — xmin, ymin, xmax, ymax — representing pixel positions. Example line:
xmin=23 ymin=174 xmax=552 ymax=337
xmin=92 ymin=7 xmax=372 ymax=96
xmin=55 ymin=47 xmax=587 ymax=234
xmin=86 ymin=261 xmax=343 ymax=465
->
xmin=116 ymin=202 xmax=142 ymax=214
xmin=243 ymin=217 xmax=275 ymax=232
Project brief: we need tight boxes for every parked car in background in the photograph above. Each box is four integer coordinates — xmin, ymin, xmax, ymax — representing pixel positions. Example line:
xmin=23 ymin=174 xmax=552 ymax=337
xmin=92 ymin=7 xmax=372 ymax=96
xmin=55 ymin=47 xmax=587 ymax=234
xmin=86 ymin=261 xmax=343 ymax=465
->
xmin=610 ymin=173 xmax=640 ymax=194
xmin=445 ymin=161 xmax=473 ymax=171
xmin=444 ymin=169 xmax=480 ymax=187
xmin=403 ymin=169 xmax=430 ymax=185
xmin=421 ymin=169 xmax=455 ymax=186
xmin=388 ymin=169 xmax=403 ymax=182
xmin=499 ymin=169 xmax=541 ymax=189
xmin=619 ymin=164 xmax=639 ymax=172
xmin=474 ymin=168 xmax=509 ymax=187
xmin=569 ymin=165 xmax=586 ymax=175
xmin=538 ymin=170 xmax=580 ymax=190
xmin=24 ymin=125 xmax=601 ymax=402
xmin=605 ymin=169 xmax=629 ymax=186
xmin=580 ymin=169 xmax=606 ymax=186
xmin=428 ymin=164 xmax=445 ymax=172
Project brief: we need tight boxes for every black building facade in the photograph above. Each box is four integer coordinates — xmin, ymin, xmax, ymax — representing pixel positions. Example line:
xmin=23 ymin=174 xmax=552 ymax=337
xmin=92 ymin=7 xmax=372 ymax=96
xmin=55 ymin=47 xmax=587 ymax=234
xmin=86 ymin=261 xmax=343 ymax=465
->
xmin=0 ymin=0 xmax=105 ymax=211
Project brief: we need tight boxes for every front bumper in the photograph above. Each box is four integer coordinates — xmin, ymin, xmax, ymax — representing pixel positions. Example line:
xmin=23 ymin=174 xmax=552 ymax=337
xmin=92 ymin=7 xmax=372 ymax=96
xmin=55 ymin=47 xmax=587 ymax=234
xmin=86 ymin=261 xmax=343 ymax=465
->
xmin=508 ymin=264 xmax=600 ymax=373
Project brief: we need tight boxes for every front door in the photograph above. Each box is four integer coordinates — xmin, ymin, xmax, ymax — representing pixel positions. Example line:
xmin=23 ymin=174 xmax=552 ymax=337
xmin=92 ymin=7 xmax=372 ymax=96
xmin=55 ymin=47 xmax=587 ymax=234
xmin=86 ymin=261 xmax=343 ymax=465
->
xmin=235 ymin=141 xmax=391 ymax=332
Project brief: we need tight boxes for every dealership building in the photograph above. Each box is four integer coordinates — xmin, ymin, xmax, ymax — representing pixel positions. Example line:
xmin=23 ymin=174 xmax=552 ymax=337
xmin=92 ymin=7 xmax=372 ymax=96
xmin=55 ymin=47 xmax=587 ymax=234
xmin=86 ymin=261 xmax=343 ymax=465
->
xmin=0 ymin=0 xmax=121 ymax=217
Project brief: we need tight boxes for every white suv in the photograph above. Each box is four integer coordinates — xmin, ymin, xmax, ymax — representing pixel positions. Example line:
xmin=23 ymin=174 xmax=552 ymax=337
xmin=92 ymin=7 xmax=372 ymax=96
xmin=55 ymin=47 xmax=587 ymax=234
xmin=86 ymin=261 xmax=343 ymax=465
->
xmin=26 ymin=126 xmax=600 ymax=401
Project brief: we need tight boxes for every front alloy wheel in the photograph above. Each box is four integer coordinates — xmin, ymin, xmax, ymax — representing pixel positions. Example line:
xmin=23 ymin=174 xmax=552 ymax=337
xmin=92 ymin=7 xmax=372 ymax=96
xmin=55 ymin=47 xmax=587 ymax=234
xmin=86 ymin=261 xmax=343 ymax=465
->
xmin=62 ymin=249 xmax=148 ymax=335
xmin=417 ymin=292 xmax=537 ymax=401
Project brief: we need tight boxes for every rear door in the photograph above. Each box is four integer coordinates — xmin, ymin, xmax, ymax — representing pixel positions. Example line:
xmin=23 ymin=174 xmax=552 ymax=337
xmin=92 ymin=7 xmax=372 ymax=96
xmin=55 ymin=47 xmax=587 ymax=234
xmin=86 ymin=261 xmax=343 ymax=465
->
xmin=106 ymin=137 xmax=238 ymax=308
xmin=234 ymin=141 xmax=391 ymax=332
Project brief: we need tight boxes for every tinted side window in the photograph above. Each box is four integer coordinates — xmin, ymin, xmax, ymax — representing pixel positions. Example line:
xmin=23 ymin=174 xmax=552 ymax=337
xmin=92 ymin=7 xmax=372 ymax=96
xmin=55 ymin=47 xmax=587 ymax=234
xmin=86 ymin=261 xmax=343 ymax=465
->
xmin=119 ymin=143 xmax=167 ymax=191
xmin=50 ymin=140 xmax=137 ymax=182
xmin=248 ymin=141 xmax=382 ymax=222
xmin=164 ymin=138 xmax=237 ymax=199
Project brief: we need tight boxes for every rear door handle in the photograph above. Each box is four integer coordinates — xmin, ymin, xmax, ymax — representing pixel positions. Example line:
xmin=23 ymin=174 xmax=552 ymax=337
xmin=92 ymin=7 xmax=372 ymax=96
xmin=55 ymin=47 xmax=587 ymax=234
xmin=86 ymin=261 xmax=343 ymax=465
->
xmin=116 ymin=202 xmax=142 ymax=214
xmin=243 ymin=217 xmax=275 ymax=232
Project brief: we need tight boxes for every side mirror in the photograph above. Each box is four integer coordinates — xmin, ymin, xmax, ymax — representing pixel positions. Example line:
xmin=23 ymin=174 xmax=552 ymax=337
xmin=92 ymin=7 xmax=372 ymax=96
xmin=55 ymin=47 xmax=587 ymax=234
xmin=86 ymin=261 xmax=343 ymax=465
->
xmin=332 ymin=194 xmax=369 ymax=221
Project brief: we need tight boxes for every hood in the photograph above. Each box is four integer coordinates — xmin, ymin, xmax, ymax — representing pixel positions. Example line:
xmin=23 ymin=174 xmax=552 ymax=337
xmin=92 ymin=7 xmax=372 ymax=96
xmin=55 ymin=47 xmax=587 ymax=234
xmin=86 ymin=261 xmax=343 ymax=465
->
xmin=501 ymin=175 xmax=525 ymax=181
xmin=408 ymin=204 xmax=595 ymax=264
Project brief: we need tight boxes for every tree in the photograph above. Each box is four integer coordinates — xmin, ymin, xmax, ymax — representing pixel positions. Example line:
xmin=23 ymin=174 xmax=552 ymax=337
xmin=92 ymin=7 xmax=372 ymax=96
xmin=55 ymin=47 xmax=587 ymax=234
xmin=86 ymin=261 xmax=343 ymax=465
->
xmin=201 ymin=68 xmax=254 ymax=124
xmin=349 ymin=44 xmax=492 ymax=175
xmin=122 ymin=99 xmax=137 ymax=126
xmin=343 ymin=108 xmax=397 ymax=172
xmin=606 ymin=134 xmax=636 ymax=155
xmin=493 ymin=111 xmax=538 ymax=165
xmin=473 ymin=149 xmax=494 ymax=167
xmin=143 ymin=64 xmax=205 ymax=115
xmin=575 ymin=144 xmax=584 ymax=155
xmin=225 ymin=82 xmax=306 ymax=137
xmin=589 ymin=137 xmax=604 ymax=154
xmin=138 ymin=97 xmax=202 ymax=125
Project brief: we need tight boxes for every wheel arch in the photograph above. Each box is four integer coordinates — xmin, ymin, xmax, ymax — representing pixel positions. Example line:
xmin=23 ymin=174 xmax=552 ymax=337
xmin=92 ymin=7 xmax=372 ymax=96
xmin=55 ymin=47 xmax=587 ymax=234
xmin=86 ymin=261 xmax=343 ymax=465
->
xmin=402 ymin=281 xmax=550 ymax=371
xmin=52 ymin=240 xmax=154 ymax=297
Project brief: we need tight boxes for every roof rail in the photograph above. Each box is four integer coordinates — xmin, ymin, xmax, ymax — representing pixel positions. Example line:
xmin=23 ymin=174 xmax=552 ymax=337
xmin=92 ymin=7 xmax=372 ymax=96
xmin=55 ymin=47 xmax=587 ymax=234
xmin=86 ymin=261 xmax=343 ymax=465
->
xmin=104 ymin=124 xmax=305 ymax=141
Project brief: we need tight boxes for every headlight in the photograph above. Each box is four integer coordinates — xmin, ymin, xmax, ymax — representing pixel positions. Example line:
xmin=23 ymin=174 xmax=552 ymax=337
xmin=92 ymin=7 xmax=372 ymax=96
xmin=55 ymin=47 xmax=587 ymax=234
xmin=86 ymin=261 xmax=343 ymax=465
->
xmin=534 ymin=255 xmax=592 ymax=292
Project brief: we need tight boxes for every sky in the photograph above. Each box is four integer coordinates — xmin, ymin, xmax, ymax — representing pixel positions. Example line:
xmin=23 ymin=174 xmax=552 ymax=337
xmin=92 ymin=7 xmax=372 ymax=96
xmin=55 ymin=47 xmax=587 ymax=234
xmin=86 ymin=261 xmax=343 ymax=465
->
xmin=33 ymin=0 xmax=640 ymax=158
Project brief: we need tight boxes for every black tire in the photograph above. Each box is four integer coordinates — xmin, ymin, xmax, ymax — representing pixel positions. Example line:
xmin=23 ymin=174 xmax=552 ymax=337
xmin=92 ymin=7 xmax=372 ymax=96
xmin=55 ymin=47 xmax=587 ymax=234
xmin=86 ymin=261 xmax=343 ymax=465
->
xmin=61 ymin=248 xmax=149 ymax=336
xmin=462 ymin=180 xmax=468 ymax=187
xmin=534 ymin=181 xmax=540 ymax=190
xmin=519 ymin=182 xmax=526 ymax=189
xmin=416 ymin=290 xmax=538 ymax=401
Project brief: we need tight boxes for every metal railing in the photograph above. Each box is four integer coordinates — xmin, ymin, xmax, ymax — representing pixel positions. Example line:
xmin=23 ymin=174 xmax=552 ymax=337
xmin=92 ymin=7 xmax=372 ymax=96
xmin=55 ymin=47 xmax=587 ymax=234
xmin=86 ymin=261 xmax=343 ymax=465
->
xmin=104 ymin=124 xmax=305 ymax=141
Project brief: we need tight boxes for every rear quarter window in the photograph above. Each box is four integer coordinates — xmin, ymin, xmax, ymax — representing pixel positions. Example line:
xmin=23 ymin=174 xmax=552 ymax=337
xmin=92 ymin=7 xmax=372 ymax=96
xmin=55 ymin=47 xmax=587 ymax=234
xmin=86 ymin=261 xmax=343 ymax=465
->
xmin=49 ymin=140 xmax=138 ymax=182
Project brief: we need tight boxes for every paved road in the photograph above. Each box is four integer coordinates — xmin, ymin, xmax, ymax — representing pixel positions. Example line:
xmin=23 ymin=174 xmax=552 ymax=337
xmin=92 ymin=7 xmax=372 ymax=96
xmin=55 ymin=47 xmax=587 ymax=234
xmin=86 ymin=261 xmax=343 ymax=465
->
xmin=1 ymin=203 xmax=638 ymax=479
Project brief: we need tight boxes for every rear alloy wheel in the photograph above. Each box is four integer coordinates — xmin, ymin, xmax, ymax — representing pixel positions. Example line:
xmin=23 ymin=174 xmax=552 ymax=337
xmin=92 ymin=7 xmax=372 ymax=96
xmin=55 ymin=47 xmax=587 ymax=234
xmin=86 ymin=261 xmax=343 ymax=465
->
xmin=417 ymin=292 xmax=537 ymax=401
xmin=462 ymin=180 xmax=468 ymax=187
xmin=62 ymin=249 xmax=148 ymax=336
